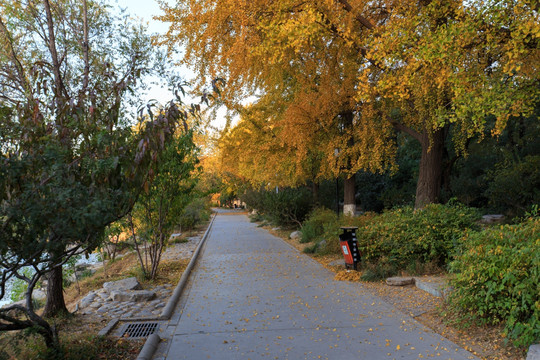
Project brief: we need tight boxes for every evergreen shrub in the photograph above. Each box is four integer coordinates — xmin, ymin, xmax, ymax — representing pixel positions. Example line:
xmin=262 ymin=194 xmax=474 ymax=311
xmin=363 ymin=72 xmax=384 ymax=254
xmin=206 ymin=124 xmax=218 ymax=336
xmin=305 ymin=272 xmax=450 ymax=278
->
xmin=449 ymin=217 xmax=539 ymax=347
xmin=300 ymin=208 xmax=338 ymax=244
xmin=354 ymin=203 xmax=480 ymax=278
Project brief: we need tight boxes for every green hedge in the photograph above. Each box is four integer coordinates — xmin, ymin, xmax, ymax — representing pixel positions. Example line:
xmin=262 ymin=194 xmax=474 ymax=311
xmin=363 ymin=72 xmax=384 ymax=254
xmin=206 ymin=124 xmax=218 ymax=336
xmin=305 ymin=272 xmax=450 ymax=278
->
xmin=355 ymin=203 xmax=480 ymax=276
xmin=298 ymin=203 xmax=479 ymax=277
xmin=300 ymin=208 xmax=338 ymax=244
xmin=449 ymin=217 xmax=539 ymax=347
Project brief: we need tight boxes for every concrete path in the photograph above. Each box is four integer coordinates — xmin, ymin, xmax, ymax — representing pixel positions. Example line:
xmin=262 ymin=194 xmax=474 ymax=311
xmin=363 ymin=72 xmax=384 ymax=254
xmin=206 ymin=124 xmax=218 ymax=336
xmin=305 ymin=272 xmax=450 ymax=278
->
xmin=155 ymin=212 xmax=476 ymax=359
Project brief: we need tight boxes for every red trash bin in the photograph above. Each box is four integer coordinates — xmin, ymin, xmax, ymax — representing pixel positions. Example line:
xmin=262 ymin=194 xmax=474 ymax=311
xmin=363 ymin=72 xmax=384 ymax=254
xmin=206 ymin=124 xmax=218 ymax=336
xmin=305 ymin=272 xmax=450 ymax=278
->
xmin=339 ymin=226 xmax=360 ymax=270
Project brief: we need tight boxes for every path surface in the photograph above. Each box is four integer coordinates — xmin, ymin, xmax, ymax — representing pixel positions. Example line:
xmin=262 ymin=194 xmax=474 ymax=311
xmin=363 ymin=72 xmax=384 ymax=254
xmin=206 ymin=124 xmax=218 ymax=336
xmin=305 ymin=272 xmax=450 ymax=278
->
xmin=155 ymin=211 xmax=476 ymax=359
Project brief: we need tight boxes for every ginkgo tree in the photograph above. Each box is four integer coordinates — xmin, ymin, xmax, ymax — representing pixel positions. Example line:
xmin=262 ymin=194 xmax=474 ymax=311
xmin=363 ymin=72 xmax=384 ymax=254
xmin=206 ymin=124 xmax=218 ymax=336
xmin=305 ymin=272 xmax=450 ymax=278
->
xmin=159 ymin=0 xmax=539 ymax=209
xmin=355 ymin=0 xmax=540 ymax=207
xmin=159 ymin=0 xmax=366 ymax=213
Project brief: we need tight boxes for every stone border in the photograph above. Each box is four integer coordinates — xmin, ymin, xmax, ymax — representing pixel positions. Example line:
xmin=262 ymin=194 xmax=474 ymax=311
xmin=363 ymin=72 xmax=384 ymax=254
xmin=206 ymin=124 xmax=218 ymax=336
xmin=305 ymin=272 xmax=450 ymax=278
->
xmin=98 ymin=318 xmax=120 ymax=337
xmin=98 ymin=213 xmax=217 ymax=337
xmin=136 ymin=333 xmax=161 ymax=360
xmin=133 ymin=213 xmax=217 ymax=360
xmin=159 ymin=213 xmax=216 ymax=319
xmin=98 ymin=213 xmax=217 ymax=340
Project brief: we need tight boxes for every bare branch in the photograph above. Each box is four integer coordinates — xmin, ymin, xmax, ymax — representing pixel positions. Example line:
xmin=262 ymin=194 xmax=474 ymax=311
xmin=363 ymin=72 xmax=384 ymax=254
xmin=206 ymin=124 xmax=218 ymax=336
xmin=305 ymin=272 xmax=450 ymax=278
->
xmin=335 ymin=0 xmax=375 ymax=30
xmin=0 ymin=16 xmax=33 ymax=102
xmin=80 ymin=0 xmax=90 ymax=98
xmin=390 ymin=120 xmax=422 ymax=143
xmin=43 ymin=0 xmax=67 ymax=102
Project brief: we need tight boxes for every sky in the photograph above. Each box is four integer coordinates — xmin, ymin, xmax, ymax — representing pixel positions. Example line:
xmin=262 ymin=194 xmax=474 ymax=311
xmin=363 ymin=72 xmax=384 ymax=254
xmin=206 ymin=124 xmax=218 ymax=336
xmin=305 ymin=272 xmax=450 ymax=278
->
xmin=111 ymin=0 xmax=200 ymax=115
xmin=114 ymin=0 xmax=169 ymax=36
xmin=111 ymin=0 xmax=231 ymax=131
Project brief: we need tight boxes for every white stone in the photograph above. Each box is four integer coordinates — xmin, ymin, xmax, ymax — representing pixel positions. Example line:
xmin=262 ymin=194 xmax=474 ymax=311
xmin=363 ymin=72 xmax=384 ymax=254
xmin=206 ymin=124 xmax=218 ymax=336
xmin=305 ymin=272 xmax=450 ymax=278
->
xmin=526 ymin=344 xmax=540 ymax=360
xmin=480 ymin=214 xmax=505 ymax=224
xmin=33 ymin=289 xmax=47 ymax=300
xmin=109 ymin=290 xmax=156 ymax=302
xmin=415 ymin=277 xmax=452 ymax=297
xmin=103 ymin=277 xmax=142 ymax=292
xmin=79 ymin=293 xmax=97 ymax=308
xmin=343 ymin=204 xmax=356 ymax=217
xmin=290 ymin=231 xmax=301 ymax=240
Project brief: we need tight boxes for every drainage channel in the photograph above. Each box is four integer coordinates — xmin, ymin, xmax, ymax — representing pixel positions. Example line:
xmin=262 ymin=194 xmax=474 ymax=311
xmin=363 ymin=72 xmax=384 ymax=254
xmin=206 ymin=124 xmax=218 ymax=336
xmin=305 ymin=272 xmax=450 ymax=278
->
xmin=118 ymin=322 xmax=160 ymax=339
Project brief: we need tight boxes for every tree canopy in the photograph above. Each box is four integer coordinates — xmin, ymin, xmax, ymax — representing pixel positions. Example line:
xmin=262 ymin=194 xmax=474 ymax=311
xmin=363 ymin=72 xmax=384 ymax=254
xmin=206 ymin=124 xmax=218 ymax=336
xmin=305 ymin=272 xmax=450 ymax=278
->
xmin=159 ymin=0 xmax=539 ymax=208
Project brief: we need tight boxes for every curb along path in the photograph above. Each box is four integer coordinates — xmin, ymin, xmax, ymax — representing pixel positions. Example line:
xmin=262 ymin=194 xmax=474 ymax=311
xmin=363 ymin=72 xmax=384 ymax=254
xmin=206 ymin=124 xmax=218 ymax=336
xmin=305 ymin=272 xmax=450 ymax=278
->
xmin=149 ymin=211 xmax=478 ymax=360
xmin=136 ymin=213 xmax=217 ymax=360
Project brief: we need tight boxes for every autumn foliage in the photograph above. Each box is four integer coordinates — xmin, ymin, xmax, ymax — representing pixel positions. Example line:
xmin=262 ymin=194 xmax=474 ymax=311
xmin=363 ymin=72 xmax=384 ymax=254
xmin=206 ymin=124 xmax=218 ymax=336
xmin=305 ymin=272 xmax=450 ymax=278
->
xmin=158 ymin=0 xmax=540 ymax=207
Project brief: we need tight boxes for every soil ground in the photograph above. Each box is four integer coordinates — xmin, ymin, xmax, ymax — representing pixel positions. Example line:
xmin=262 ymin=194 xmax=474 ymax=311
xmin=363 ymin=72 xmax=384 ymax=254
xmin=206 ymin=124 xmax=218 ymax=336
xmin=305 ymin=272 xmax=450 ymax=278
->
xmin=0 ymin=225 xmax=206 ymax=359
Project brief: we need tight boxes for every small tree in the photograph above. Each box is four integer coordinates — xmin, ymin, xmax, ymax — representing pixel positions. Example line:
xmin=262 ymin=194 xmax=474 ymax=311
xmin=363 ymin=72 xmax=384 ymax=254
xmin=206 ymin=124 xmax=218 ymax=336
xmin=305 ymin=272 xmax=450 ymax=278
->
xmin=0 ymin=0 xmax=184 ymax=351
xmin=129 ymin=123 xmax=199 ymax=280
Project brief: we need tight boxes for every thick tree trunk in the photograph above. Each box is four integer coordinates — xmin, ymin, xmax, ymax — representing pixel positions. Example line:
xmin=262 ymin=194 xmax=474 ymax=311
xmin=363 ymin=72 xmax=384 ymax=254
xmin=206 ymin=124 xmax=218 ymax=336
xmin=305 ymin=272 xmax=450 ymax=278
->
xmin=311 ymin=181 xmax=320 ymax=207
xmin=43 ymin=264 xmax=68 ymax=318
xmin=343 ymin=175 xmax=356 ymax=216
xmin=415 ymin=128 xmax=445 ymax=209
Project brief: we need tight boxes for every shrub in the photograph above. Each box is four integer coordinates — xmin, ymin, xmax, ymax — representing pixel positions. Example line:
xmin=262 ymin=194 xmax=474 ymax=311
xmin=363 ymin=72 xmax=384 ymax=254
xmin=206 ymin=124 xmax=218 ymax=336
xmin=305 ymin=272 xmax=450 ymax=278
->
xmin=297 ymin=203 xmax=480 ymax=279
xmin=448 ymin=217 xmax=539 ymax=347
xmin=355 ymin=203 xmax=480 ymax=278
xmin=179 ymin=198 xmax=211 ymax=231
xmin=242 ymin=187 xmax=313 ymax=227
xmin=300 ymin=208 xmax=338 ymax=243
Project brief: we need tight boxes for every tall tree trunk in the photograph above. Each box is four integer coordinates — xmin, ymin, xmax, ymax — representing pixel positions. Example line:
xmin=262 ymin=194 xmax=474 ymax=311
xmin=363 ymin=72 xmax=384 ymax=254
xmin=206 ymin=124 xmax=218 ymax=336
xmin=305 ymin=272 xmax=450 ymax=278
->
xmin=342 ymin=110 xmax=356 ymax=216
xmin=343 ymin=175 xmax=356 ymax=216
xmin=415 ymin=128 xmax=445 ymax=209
xmin=43 ymin=264 xmax=68 ymax=318
xmin=311 ymin=181 xmax=320 ymax=206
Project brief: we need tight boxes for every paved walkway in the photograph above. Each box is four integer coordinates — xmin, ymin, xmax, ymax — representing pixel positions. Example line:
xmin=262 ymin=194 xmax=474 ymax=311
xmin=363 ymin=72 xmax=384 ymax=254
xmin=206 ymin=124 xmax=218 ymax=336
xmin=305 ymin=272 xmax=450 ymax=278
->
xmin=154 ymin=212 xmax=476 ymax=359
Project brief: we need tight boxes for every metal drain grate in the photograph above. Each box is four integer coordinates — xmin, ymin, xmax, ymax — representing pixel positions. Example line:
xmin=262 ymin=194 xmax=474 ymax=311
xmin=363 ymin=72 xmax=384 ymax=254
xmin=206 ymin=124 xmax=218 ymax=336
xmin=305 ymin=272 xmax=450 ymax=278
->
xmin=121 ymin=322 xmax=159 ymax=338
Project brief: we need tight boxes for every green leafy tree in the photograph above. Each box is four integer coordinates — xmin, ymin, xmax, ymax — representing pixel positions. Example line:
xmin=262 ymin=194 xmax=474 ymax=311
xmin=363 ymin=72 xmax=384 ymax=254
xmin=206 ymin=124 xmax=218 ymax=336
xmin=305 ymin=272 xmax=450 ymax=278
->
xmin=129 ymin=126 xmax=199 ymax=280
xmin=0 ymin=0 xmax=186 ymax=350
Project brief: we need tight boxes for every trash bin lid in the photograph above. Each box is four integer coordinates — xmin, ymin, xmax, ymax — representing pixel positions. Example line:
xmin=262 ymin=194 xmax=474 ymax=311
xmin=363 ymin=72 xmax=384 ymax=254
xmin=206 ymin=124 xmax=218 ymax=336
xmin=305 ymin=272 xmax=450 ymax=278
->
xmin=340 ymin=226 xmax=358 ymax=230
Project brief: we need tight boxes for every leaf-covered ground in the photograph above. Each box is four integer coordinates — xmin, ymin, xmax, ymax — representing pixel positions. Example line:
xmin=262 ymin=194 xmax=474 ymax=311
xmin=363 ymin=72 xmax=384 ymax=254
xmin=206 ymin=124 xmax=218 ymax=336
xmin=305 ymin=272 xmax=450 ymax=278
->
xmin=0 ymin=224 xmax=208 ymax=360
xmin=272 ymin=227 xmax=527 ymax=360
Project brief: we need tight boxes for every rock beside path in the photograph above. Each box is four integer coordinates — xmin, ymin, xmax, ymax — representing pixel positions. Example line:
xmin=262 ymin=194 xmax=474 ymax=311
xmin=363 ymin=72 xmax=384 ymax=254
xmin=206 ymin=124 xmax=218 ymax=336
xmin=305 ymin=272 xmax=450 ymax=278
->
xmin=74 ymin=232 xmax=202 ymax=320
xmin=386 ymin=277 xmax=415 ymax=286
xmin=110 ymin=290 xmax=156 ymax=302
xmin=290 ymin=231 xmax=301 ymax=240
xmin=103 ymin=277 xmax=142 ymax=292
xmin=527 ymin=344 xmax=540 ymax=360
xmin=77 ymin=284 xmax=173 ymax=318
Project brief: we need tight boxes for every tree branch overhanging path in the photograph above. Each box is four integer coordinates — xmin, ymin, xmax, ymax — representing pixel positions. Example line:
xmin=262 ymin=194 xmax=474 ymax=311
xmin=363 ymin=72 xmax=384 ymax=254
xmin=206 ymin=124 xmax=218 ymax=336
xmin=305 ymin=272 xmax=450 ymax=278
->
xmin=157 ymin=0 xmax=539 ymax=209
